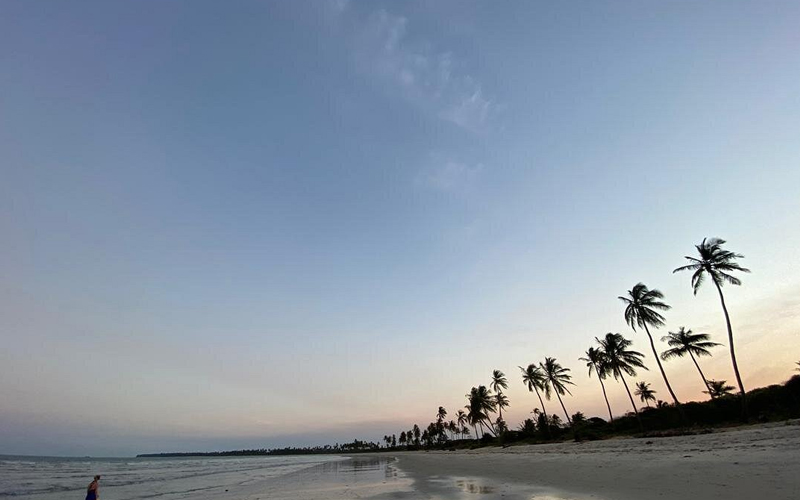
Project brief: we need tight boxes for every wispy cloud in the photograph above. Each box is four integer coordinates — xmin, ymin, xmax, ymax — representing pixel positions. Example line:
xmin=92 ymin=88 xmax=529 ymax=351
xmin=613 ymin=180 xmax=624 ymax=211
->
xmin=351 ymin=9 xmax=498 ymax=133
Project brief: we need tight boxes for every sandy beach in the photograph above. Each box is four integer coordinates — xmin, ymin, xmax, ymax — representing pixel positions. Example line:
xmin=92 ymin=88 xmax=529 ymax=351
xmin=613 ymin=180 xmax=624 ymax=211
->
xmin=391 ymin=420 xmax=800 ymax=499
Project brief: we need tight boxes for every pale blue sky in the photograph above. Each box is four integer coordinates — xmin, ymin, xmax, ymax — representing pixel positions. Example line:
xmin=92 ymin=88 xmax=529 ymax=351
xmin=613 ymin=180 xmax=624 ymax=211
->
xmin=2 ymin=1 xmax=800 ymax=456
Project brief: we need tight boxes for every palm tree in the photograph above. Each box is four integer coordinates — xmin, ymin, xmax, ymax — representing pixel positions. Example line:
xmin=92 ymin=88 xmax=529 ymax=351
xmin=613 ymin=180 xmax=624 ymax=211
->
xmin=456 ymin=409 xmax=468 ymax=434
xmin=704 ymin=379 xmax=735 ymax=398
xmin=399 ymin=431 xmax=407 ymax=447
xmin=494 ymin=392 xmax=510 ymax=420
xmin=597 ymin=333 xmax=648 ymax=425
xmin=436 ymin=406 xmax=447 ymax=423
xmin=579 ymin=347 xmax=614 ymax=421
xmin=796 ymin=361 xmax=800 ymax=373
xmin=490 ymin=369 xmax=508 ymax=393
xmin=674 ymin=238 xmax=751 ymax=414
xmin=540 ymin=357 xmax=575 ymax=425
xmin=620 ymin=283 xmax=682 ymax=408
xmin=490 ymin=369 xmax=509 ymax=419
xmin=634 ymin=381 xmax=657 ymax=408
xmin=661 ymin=327 xmax=721 ymax=394
xmin=465 ymin=385 xmax=496 ymax=437
xmin=412 ymin=424 xmax=421 ymax=446
xmin=519 ymin=364 xmax=549 ymax=423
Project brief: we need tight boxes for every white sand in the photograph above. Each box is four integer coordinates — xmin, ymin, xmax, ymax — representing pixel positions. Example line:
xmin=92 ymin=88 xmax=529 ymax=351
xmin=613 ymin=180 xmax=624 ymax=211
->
xmin=392 ymin=420 xmax=800 ymax=500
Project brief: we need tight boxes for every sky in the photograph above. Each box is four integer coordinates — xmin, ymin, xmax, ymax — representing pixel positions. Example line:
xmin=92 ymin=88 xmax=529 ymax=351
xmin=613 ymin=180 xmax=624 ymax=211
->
xmin=1 ymin=1 xmax=800 ymax=457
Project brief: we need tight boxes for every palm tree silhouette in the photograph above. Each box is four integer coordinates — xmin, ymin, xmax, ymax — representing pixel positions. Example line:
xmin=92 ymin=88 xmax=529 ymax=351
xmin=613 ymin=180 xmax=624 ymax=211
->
xmin=519 ymin=364 xmax=549 ymax=424
xmin=579 ymin=347 xmax=613 ymax=421
xmin=796 ymin=361 xmax=800 ymax=373
xmin=674 ymin=238 xmax=751 ymax=415
xmin=540 ymin=357 xmax=575 ymax=425
xmin=620 ymin=283 xmax=682 ymax=408
xmin=597 ymin=333 xmax=648 ymax=427
xmin=494 ymin=392 xmax=510 ymax=420
xmin=456 ymin=409 xmax=468 ymax=435
xmin=634 ymin=381 xmax=657 ymax=408
xmin=704 ymin=379 xmax=735 ymax=398
xmin=661 ymin=327 xmax=721 ymax=394
xmin=490 ymin=369 xmax=509 ymax=419
xmin=466 ymin=385 xmax=497 ymax=437
xmin=412 ymin=424 xmax=421 ymax=446
xmin=436 ymin=406 xmax=447 ymax=423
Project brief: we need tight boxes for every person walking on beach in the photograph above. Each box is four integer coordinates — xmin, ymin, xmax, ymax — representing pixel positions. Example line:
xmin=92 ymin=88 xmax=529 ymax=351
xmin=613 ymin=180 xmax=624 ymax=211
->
xmin=86 ymin=475 xmax=100 ymax=500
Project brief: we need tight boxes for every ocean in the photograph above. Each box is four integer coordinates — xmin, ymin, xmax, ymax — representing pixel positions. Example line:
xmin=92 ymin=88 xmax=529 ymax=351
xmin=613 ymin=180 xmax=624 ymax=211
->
xmin=0 ymin=454 xmax=377 ymax=500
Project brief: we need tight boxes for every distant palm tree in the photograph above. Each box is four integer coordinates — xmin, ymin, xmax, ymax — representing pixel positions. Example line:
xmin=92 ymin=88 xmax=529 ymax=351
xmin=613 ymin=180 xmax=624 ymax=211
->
xmin=634 ymin=381 xmax=657 ymax=408
xmin=796 ymin=361 xmax=800 ymax=373
xmin=620 ymin=283 xmax=682 ymax=408
xmin=580 ymin=347 xmax=614 ymax=421
xmin=704 ymin=379 xmax=735 ymax=398
xmin=494 ymin=392 xmax=510 ymax=420
xmin=661 ymin=327 xmax=721 ymax=394
xmin=519 ymin=364 xmax=549 ymax=423
xmin=456 ymin=409 xmax=468 ymax=433
xmin=436 ymin=406 xmax=447 ymax=423
xmin=448 ymin=420 xmax=457 ymax=440
xmin=490 ymin=369 xmax=509 ymax=420
xmin=465 ymin=385 xmax=497 ymax=437
xmin=412 ymin=424 xmax=421 ymax=446
xmin=540 ymin=357 xmax=575 ymax=425
xmin=597 ymin=333 xmax=648 ymax=425
xmin=674 ymin=238 xmax=751 ymax=414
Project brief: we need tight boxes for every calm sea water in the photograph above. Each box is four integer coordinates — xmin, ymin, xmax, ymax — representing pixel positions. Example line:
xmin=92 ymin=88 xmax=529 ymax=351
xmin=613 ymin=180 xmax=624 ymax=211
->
xmin=0 ymin=454 xmax=346 ymax=500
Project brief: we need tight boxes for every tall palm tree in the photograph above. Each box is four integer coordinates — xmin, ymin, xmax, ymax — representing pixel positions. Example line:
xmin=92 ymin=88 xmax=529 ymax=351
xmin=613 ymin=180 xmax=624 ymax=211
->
xmin=579 ymin=347 xmax=614 ymax=421
xmin=519 ymin=364 xmax=549 ymax=423
xmin=597 ymin=333 xmax=648 ymax=425
xmin=704 ymin=379 xmax=735 ymax=398
xmin=620 ymin=283 xmax=682 ymax=407
xmin=412 ymin=424 xmax=421 ymax=446
xmin=674 ymin=238 xmax=751 ymax=414
xmin=660 ymin=327 xmax=721 ymax=393
xmin=634 ymin=381 xmax=657 ymax=408
xmin=540 ymin=357 xmax=575 ymax=425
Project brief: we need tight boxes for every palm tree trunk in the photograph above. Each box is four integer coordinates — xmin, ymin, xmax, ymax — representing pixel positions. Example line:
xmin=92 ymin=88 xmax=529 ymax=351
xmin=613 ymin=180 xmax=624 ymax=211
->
xmin=688 ymin=351 xmax=711 ymax=394
xmin=618 ymin=371 xmax=643 ymax=431
xmin=533 ymin=387 xmax=548 ymax=422
xmin=555 ymin=391 xmax=572 ymax=425
xmin=594 ymin=363 xmax=614 ymax=421
xmin=642 ymin=323 xmax=681 ymax=406
xmin=713 ymin=280 xmax=748 ymax=418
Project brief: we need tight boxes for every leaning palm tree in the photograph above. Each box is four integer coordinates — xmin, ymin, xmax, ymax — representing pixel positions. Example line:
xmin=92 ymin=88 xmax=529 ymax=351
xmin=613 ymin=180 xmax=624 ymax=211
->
xmin=704 ymin=379 xmax=735 ymax=398
xmin=674 ymin=238 xmax=751 ymax=414
xmin=634 ymin=381 xmax=657 ymax=408
xmin=661 ymin=327 xmax=721 ymax=394
xmin=465 ymin=385 xmax=496 ymax=437
xmin=620 ymin=283 xmax=682 ymax=407
xmin=579 ymin=347 xmax=614 ymax=421
xmin=540 ymin=357 xmax=575 ymax=425
xmin=597 ymin=333 xmax=648 ymax=426
xmin=519 ymin=364 xmax=549 ymax=423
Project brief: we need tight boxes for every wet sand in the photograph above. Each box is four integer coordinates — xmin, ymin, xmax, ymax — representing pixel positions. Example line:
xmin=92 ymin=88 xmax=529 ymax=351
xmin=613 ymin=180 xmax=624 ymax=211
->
xmin=393 ymin=420 xmax=800 ymax=500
